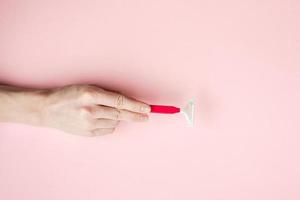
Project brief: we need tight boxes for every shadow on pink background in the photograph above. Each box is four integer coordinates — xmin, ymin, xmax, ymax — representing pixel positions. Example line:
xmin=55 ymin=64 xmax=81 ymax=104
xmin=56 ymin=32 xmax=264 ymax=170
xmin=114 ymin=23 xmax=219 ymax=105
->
xmin=0 ymin=0 xmax=300 ymax=200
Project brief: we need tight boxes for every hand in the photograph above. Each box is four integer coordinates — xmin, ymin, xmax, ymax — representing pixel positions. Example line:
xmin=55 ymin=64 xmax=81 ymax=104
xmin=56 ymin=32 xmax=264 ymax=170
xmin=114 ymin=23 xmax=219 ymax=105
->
xmin=41 ymin=84 xmax=151 ymax=136
xmin=0 ymin=84 xmax=151 ymax=136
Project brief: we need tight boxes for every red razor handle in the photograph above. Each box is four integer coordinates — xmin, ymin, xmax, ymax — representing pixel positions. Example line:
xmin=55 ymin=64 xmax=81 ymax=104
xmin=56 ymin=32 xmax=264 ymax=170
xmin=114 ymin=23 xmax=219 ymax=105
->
xmin=150 ymin=105 xmax=180 ymax=114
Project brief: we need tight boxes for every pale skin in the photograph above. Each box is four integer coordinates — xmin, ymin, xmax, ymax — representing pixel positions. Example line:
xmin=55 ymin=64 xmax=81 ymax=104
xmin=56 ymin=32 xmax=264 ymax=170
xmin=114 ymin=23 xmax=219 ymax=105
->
xmin=0 ymin=84 xmax=151 ymax=136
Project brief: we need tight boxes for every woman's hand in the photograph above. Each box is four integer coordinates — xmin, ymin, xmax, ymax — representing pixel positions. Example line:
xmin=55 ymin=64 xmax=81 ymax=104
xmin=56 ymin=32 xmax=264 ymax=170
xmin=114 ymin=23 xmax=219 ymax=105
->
xmin=0 ymin=84 xmax=151 ymax=136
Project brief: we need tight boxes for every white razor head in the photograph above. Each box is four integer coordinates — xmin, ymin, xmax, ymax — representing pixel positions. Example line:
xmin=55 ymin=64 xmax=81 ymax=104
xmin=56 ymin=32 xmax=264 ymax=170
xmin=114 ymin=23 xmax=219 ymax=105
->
xmin=180 ymin=99 xmax=195 ymax=127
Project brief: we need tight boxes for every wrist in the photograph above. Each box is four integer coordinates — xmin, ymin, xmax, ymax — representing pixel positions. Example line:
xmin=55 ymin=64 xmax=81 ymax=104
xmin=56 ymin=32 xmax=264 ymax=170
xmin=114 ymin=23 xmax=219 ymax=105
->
xmin=0 ymin=86 xmax=49 ymax=126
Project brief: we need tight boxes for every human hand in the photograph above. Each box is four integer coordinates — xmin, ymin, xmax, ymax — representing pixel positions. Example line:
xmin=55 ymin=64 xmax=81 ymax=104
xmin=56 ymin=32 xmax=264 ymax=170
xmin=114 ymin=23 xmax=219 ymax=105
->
xmin=40 ymin=85 xmax=151 ymax=136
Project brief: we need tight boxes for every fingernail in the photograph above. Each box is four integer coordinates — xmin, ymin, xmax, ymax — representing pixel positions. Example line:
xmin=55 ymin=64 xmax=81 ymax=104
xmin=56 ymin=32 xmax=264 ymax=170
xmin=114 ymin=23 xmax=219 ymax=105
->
xmin=141 ymin=105 xmax=151 ymax=113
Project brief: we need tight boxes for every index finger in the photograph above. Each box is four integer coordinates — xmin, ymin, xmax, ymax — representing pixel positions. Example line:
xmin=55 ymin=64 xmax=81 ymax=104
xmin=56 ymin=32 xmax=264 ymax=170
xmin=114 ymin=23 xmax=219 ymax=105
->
xmin=95 ymin=89 xmax=151 ymax=113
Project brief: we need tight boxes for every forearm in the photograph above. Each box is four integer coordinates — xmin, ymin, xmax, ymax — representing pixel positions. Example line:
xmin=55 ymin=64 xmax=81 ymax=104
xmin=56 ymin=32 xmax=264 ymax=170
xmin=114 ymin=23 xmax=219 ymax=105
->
xmin=0 ymin=85 xmax=46 ymax=126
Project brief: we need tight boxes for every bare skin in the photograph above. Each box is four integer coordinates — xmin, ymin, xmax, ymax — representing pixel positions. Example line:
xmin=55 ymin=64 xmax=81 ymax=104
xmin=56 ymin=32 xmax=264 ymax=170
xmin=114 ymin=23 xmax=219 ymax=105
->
xmin=0 ymin=84 xmax=151 ymax=136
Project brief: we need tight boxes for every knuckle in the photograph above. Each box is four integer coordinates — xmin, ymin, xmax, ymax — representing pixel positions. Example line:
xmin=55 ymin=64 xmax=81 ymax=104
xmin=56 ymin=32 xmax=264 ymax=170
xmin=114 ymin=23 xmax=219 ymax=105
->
xmin=89 ymin=106 xmax=100 ymax=116
xmin=114 ymin=109 xmax=121 ymax=120
xmin=79 ymin=86 xmax=97 ymax=100
xmin=79 ymin=107 xmax=92 ymax=117
xmin=80 ymin=92 xmax=93 ymax=101
xmin=115 ymin=95 xmax=124 ymax=109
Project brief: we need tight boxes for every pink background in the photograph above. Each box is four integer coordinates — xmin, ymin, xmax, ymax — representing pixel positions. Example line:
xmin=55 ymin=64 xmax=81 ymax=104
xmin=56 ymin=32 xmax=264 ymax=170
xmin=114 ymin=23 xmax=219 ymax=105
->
xmin=0 ymin=0 xmax=300 ymax=199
